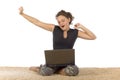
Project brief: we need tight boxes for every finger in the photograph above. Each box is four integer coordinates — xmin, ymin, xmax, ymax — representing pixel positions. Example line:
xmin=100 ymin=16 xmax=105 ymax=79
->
xmin=74 ymin=26 xmax=78 ymax=29
xmin=74 ymin=24 xmax=77 ymax=27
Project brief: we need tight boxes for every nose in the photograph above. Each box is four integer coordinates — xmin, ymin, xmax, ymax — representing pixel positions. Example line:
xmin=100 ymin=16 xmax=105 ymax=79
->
xmin=59 ymin=22 xmax=64 ymax=26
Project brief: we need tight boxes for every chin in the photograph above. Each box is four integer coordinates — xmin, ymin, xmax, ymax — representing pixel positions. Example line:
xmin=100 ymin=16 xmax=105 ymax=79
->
xmin=62 ymin=28 xmax=67 ymax=31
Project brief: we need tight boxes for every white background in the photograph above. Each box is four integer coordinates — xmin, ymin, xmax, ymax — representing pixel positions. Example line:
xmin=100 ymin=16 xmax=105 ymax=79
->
xmin=0 ymin=0 xmax=120 ymax=67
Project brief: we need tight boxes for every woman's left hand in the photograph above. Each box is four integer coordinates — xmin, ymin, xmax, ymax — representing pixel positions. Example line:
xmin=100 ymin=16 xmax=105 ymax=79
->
xmin=74 ymin=23 xmax=83 ymax=29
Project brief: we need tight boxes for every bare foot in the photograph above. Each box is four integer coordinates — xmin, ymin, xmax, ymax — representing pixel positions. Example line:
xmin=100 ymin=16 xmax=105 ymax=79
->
xmin=57 ymin=69 xmax=67 ymax=76
xmin=29 ymin=66 xmax=40 ymax=72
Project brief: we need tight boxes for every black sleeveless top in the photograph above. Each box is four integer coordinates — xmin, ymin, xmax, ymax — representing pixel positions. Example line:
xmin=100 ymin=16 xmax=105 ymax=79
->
xmin=53 ymin=26 xmax=78 ymax=49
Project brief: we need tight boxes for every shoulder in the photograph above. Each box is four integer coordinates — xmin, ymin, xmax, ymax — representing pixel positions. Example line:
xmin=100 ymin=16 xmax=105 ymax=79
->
xmin=54 ymin=25 xmax=60 ymax=29
xmin=68 ymin=28 xmax=78 ymax=37
xmin=70 ymin=28 xmax=78 ymax=33
xmin=53 ymin=25 xmax=61 ymax=31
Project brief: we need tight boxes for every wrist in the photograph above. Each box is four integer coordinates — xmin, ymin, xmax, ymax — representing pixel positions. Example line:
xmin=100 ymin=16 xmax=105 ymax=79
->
xmin=19 ymin=12 xmax=24 ymax=16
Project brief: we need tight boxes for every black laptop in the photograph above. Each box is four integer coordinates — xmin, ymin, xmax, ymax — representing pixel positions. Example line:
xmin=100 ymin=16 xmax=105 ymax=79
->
xmin=44 ymin=49 xmax=75 ymax=67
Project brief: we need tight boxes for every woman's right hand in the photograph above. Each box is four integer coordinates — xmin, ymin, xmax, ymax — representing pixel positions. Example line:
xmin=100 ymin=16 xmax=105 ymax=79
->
xmin=19 ymin=6 xmax=24 ymax=14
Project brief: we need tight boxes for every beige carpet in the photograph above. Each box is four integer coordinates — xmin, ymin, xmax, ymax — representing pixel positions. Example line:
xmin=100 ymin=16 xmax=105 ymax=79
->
xmin=0 ymin=67 xmax=120 ymax=80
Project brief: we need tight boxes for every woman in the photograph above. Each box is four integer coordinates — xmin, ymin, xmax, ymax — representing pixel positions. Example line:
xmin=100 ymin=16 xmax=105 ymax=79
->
xmin=19 ymin=7 xmax=96 ymax=76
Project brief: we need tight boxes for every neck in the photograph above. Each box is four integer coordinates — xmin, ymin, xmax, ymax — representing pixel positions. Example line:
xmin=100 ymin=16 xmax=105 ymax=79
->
xmin=64 ymin=26 xmax=70 ymax=32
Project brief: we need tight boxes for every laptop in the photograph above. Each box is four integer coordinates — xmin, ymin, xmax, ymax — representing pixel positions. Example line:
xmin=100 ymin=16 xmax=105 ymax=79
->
xmin=44 ymin=49 xmax=75 ymax=67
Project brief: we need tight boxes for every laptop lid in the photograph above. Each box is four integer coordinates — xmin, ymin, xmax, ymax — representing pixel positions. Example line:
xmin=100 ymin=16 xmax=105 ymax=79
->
xmin=44 ymin=49 xmax=75 ymax=67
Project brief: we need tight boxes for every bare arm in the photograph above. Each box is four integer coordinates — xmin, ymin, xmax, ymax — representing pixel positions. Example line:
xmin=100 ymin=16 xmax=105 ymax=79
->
xmin=19 ymin=7 xmax=55 ymax=32
xmin=74 ymin=23 xmax=96 ymax=40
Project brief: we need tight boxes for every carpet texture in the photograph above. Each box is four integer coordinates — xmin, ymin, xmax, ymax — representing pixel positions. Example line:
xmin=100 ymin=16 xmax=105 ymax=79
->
xmin=0 ymin=67 xmax=120 ymax=80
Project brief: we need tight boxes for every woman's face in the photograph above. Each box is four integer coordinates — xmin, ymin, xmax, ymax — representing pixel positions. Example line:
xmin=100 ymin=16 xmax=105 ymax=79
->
xmin=56 ymin=15 xmax=70 ymax=31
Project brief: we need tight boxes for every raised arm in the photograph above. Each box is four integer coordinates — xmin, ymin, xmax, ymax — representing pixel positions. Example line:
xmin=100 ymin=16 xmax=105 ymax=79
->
xmin=19 ymin=7 xmax=55 ymax=32
xmin=74 ymin=23 xmax=96 ymax=40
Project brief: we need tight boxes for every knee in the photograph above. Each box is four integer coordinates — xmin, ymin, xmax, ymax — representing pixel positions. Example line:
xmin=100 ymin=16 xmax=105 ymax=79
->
xmin=39 ymin=65 xmax=54 ymax=76
xmin=64 ymin=65 xmax=79 ymax=76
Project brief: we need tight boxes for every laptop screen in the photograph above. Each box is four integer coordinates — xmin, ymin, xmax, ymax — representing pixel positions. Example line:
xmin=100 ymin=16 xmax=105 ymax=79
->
xmin=44 ymin=49 xmax=75 ymax=67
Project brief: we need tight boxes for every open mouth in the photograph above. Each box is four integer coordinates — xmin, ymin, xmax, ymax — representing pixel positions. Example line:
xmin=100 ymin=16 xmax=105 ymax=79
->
xmin=61 ymin=25 xmax=65 ymax=28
